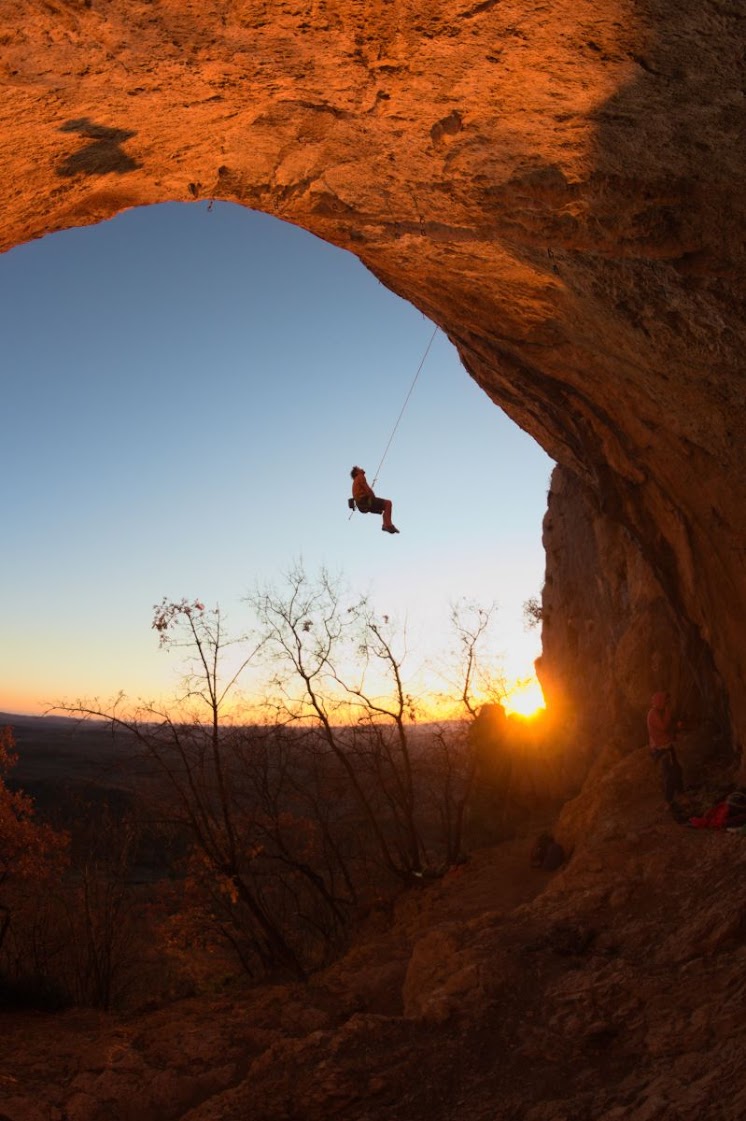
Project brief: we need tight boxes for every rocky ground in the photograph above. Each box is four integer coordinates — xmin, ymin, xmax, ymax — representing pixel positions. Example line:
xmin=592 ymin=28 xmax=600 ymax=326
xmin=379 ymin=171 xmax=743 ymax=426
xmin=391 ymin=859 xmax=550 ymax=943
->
xmin=2 ymin=745 xmax=745 ymax=1121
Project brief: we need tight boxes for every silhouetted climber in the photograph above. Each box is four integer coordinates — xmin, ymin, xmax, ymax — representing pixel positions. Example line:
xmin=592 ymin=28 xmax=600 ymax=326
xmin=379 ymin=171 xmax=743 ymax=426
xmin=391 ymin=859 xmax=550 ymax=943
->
xmin=647 ymin=690 xmax=685 ymax=816
xmin=349 ymin=466 xmax=399 ymax=533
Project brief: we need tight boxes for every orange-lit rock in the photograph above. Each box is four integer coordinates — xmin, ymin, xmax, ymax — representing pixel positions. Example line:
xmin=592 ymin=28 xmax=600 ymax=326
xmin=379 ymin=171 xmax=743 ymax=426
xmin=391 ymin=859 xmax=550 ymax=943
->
xmin=2 ymin=3 xmax=745 ymax=761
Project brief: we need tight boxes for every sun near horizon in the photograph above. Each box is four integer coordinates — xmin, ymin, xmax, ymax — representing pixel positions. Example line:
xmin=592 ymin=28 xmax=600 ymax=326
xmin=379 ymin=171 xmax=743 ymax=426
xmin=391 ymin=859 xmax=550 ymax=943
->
xmin=1 ymin=671 xmax=549 ymax=729
xmin=502 ymin=678 xmax=546 ymax=720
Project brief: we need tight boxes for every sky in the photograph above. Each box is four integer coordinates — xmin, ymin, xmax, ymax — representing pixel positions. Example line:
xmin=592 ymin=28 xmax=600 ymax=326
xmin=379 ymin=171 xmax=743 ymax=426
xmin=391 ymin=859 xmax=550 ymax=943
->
xmin=1 ymin=201 xmax=554 ymax=717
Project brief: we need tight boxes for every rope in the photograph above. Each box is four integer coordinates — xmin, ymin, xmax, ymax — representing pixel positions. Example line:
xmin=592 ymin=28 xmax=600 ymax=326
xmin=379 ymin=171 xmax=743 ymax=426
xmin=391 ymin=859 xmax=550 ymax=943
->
xmin=371 ymin=323 xmax=439 ymax=487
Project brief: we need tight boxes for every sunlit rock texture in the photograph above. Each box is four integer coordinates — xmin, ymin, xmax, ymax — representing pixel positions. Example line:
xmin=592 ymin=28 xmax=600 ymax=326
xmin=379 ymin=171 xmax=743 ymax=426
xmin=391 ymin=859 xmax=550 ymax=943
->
xmin=537 ymin=464 xmax=734 ymax=770
xmin=2 ymin=0 xmax=745 ymax=762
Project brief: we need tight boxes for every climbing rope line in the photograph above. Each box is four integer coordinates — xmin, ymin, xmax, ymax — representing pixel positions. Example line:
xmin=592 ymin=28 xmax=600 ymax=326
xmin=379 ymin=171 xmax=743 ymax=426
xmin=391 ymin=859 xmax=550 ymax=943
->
xmin=371 ymin=323 xmax=439 ymax=487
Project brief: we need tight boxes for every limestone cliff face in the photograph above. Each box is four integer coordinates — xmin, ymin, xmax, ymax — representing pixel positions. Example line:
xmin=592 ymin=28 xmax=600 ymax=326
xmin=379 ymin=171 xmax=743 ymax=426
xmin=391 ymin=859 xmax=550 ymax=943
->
xmin=2 ymin=1 xmax=745 ymax=760
xmin=537 ymin=464 xmax=733 ymax=767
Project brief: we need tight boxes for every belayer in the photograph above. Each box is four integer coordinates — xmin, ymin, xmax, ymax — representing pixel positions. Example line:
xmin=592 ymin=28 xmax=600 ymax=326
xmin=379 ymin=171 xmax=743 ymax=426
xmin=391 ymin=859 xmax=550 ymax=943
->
xmin=647 ymin=690 xmax=685 ymax=816
xmin=349 ymin=466 xmax=399 ymax=534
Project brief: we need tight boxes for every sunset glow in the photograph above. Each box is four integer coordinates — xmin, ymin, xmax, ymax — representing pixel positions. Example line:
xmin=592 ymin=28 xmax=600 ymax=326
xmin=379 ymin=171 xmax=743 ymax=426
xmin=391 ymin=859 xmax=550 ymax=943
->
xmin=502 ymin=679 xmax=546 ymax=720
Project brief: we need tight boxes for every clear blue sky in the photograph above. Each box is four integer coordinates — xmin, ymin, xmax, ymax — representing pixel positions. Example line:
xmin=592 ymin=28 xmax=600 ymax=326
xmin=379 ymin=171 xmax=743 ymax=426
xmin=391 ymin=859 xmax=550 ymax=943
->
xmin=1 ymin=202 xmax=553 ymax=714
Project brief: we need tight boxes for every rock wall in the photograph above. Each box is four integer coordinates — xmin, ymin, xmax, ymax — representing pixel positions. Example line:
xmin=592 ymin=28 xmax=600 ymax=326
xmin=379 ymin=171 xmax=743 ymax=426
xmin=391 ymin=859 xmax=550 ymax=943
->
xmin=537 ymin=464 xmax=733 ymax=768
xmin=2 ymin=1 xmax=745 ymax=766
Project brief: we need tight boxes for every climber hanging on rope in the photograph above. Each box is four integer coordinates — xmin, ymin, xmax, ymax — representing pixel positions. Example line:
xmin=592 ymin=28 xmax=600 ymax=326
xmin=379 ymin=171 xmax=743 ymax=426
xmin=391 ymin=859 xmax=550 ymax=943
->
xmin=349 ymin=466 xmax=399 ymax=534
xmin=345 ymin=324 xmax=439 ymax=537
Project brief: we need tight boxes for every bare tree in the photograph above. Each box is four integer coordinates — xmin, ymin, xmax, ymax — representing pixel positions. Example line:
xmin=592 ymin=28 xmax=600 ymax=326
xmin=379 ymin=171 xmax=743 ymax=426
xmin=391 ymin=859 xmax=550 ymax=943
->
xmin=248 ymin=569 xmax=509 ymax=880
xmin=53 ymin=578 xmax=517 ymax=988
xmin=249 ymin=565 xmax=434 ymax=879
xmin=58 ymin=601 xmax=353 ymax=980
xmin=55 ymin=806 xmax=148 ymax=1010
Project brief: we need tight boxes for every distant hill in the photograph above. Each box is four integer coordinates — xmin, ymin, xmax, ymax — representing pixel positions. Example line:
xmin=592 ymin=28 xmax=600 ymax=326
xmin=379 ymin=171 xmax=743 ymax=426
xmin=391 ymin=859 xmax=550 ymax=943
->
xmin=0 ymin=711 xmax=98 ymax=727
xmin=1 ymin=711 xmax=140 ymax=818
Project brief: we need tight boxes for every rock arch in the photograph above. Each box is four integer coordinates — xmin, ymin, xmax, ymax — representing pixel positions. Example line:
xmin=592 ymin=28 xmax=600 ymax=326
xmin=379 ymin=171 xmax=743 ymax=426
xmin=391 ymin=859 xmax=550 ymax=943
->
xmin=3 ymin=0 xmax=745 ymax=761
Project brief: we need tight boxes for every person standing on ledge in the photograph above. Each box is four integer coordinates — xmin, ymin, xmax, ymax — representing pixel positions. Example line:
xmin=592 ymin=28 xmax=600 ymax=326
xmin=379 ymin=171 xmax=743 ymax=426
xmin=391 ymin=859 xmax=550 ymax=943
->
xmin=647 ymin=690 xmax=685 ymax=817
xmin=349 ymin=466 xmax=399 ymax=534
